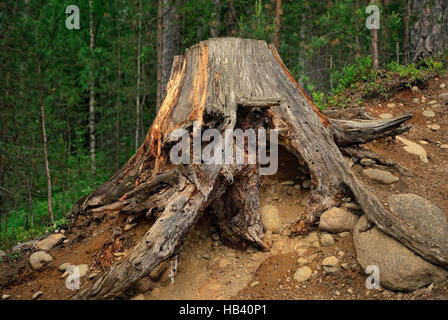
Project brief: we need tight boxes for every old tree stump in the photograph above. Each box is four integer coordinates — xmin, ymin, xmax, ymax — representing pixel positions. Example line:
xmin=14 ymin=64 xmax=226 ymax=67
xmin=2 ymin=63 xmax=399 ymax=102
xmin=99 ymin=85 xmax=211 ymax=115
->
xmin=68 ymin=38 xmax=448 ymax=299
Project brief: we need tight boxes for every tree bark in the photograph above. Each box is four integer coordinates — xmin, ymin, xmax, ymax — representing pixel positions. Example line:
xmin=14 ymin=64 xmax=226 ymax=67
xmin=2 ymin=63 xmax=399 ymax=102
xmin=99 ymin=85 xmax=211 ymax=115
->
xmin=156 ymin=0 xmax=163 ymax=111
xmin=370 ymin=0 xmax=379 ymax=70
xmin=273 ymin=0 xmax=282 ymax=50
xmin=115 ymin=0 xmax=121 ymax=170
xmin=89 ymin=0 xmax=96 ymax=173
xmin=38 ymin=61 xmax=54 ymax=226
xmin=210 ymin=0 xmax=222 ymax=37
xmin=161 ymin=0 xmax=181 ymax=102
xmin=409 ymin=0 xmax=448 ymax=62
xmin=0 ymin=72 xmax=9 ymax=234
xmin=69 ymin=38 xmax=446 ymax=300
xmin=135 ymin=0 xmax=143 ymax=151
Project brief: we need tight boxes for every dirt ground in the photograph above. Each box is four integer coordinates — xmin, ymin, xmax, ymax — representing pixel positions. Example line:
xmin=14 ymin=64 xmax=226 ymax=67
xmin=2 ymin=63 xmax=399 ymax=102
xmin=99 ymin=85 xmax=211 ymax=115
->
xmin=1 ymin=74 xmax=448 ymax=300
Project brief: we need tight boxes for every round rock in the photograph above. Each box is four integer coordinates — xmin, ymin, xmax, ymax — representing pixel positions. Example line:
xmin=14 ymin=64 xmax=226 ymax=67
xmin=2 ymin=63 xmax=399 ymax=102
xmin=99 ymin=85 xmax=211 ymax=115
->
xmin=319 ymin=207 xmax=359 ymax=233
xmin=35 ymin=233 xmax=65 ymax=251
xmin=353 ymin=215 xmax=448 ymax=291
xmin=29 ymin=251 xmax=53 ymax=270
xmin=320 ymin=233 xmax=335 ymax=247
xmin=362 ymin=168 xmax=399 ymax=184
xmin=388 ymin=194 xmax=448 ymax=247
xmin=261 ymin=205 xmax=282 ymax=233
xmin=294 ymin=266 xmax=312 ymax=282
xmin=422 ymin=110 xmax=435 ymax=118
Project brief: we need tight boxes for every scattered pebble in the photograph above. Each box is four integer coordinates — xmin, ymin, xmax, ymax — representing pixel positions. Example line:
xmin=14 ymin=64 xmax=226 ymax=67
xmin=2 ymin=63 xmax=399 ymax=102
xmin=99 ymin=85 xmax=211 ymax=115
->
xmin=322 ymin=256 xmax=339 ymax=273
xmin=320 ymin=234 xmax=335 ymax=247
xmin=32 ymin=291 xmax=43 ymax=300
xmin=427 ymin=124 xmax=440 ymax=131
xmin=302 ymin=180 xmax=312 ymax=189
xmin=379 ymin=113 xmax=393 ymax=120
xmin=294 ymin=266 xmax=312 ymax=283
xmin=422 ymin=110 xmax=435 ymax=118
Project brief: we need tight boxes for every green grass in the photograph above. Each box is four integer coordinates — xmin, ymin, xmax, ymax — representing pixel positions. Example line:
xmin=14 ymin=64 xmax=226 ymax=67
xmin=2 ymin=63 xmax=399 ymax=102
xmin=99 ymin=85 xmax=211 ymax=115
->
xmin=0 ymin=152 xmax=117 ymax=250
xmin=312 ymin=53 xmax=448 ymax=110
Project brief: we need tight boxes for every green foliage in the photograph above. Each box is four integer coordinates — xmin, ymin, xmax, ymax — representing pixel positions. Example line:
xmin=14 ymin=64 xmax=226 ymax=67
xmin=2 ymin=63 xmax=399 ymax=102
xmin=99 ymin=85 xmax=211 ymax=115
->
xmin=312 ymin=91 xmax=326 ymax=110
xmin=238 ymin=0 xmax=274 ymax=41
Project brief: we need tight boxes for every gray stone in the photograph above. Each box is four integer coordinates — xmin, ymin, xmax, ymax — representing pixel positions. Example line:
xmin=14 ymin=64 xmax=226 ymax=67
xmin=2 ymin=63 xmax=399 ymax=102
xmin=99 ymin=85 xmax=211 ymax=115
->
xmin=387 ymin=194 xmax=448 ymax=248
xmin=360 ymin=158 xmax=376 ymax=167
xmin=0 ymin=250 xmax=6 ymax=258
xmin=342 ymin=202 xmax=363 ymax=215
xmin=12 ymin=240 xmax=36 ymax=252
xmin=261 ymin=205 xmax=282 ymax=233
xmin=294 ymin=266 xmax=312 ymax=282
xmin=58 ymin=262 xmax=70 ymax=272
xmin=338 ymin=232 xmax=350 ymax=238
xmin=278 ymin=180 xmax=294 ymax=186
xmin=297 ymin=258 xmax=309 ymax=266
xmin=304 ymin=231 xmax=319 ymax=243
xmin=439 ymin=91 xmax=448 ymax=102
xmin=77 ymin=264 xmax=90 ymax=278
xmin=319 ymin=207 xmax=359 ymax=233
xmin=362 ymin=168 xmax=399 ymax=184
xmin=35 ymin=233 xmax=65 ymax=251
xmin=88 ymin=272 xmax=98 ymax=280
xmin=440 ymin=83 xmax=446 ymax=89
xmin=320 ymin=233 xmax=335 ymax=247
xmin=29 ymin=251 xmax=53 ymax=270
xmin=124 ymin=223 xmax=137 ymax=231
xmin=353 ymin=215 xmax=448 ymax=292
xmin=422 ymin=110 xmax=435 ymax=118
xmin=379 ymin=113 xmax=393 ymax=119
xmin=427 ymin=124 xmax=441 ymax=131
xmin=412 ymin=98 xmax=419 ymax=103
xmin=302 ymin=180 xmax=312 ymax=189
xmin=396 ymin=136 xmax=428 ymax=163
xmin=322 ymin=256 xmax=339 ymax=273
xmin=32 ymin=291 xmax=43 ymax=300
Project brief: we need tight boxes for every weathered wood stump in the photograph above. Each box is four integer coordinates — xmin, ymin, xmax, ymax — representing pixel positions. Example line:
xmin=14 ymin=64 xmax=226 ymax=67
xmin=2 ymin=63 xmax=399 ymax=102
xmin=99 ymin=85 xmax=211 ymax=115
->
xmin=69 ymin=38 xmax=447 ymax=299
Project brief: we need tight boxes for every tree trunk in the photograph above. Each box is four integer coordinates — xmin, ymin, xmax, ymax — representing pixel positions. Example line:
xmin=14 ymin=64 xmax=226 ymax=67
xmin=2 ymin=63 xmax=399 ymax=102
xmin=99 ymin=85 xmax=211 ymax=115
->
xmin=69 ymin=38 xmax=446 ymax=300
xmin=161 ymin=0 xmax=181 ymax=102
xmin=210 ymin=0 xmax=222 ymax=37
xmin=403 ymin=0 xmax=411 ymax=64
xmin=135 ymin=0 xmax=143 ymax=151
xmin=370 ymin=0 xmax=379 ymax=70
xmin=89 ymin=0 xmax=96 ymax=173
xmin=156 ymin=0 xmax=163 ymax=111
xmin=273 ymin=0 xmax=282 ymax=50
xmin=0 ymin=72 xmax=9 ymax=235
xmin=225 ymin=0 xmax=237 ymax=36
xmin=116 ymin=1 xmax=121 ymax=170
xmin=409 ymin=0 xmax=448 ymax=62
xmin=38 ymin=61 xmax=54 ymax=226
